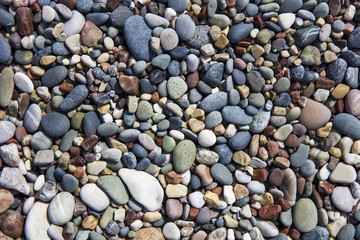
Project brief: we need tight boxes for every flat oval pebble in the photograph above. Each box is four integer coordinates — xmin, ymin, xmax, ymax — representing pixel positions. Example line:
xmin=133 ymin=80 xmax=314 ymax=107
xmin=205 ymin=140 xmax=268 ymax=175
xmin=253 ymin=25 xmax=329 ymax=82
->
xmin=173 ymin=140 xmax=196 ymax=173
xmin=299 ymin=98 xmax=331 ymax=130
xmin=13 ymin=72 xmax=34 ymax=93
xmin=41 ymin=66 xmax=68 ymax=88
xmin=24 ymin=202 xmax=50 ymax=240
xmin=333 ymin=113 xmax=360 ymax=139
xmin=24 ymin=104 xmax=42 ymax=133
xmin=80 ymin=183 xmax=110 ymax=212
xmin=293 ymin=198 xmax=318 ymax=233
xmin=48 ymin=192 xmax=75 ymax=225
xmin=59 ymin=85 xmax=89 ymax=112
xmin=41 ymin=112 xmax=70 ymax=138
xmin=0 ymin=121 xmax=16 ymax=144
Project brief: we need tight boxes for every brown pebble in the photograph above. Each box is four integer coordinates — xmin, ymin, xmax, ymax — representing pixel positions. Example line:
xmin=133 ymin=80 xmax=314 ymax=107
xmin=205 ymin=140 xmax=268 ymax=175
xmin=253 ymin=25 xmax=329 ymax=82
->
xmin=274 ymin=157 xmax=290 ymax=168
xmin=297 ymin=177 xmax=305 ymax=195
xmin=268 ymin=168 xmax=284 ymax=186
xmin=267 ymin=140 xmax=279 ymax=158
xmin=318 ymin=180 xmax=334 ymax=195
xmin=277 ymin=150 xmax=289 ymax=158
xmin=329 ymin=0 xmax=341 ymax=16
xmin=258 ymin=205 xmax=281 ymax=219
xmin=16 ymin=7 xmax=34 ymax=36
xmin=166 ymin=171 xmax=182 ymax=184
xmin=118 ymin=75 xmax=140 ymax=95
xmin=288 ymin=228 xmax=301 ymax=239
xmin=252 ymin=169 xmax=267 ymax=183
xmin=18 ymin=93 xmax=30 ymax=119
xmin=82 ymin=134 xmax=99 ymax=151
xmin=151 ymin=91 xmax=159 ymax=103
xmin=263 ymin=125 xmax=275 ymax=138
xmin=0 ymin=210 xmax=25 ymax=238
xmin=186 ymin=71 xmax=199 ymax=88
xmin=59 ymin=83 xmax=74 ymax=93
xmin=311 ymin=186 xmax=323 ymax=208
xmin=284 ymin=134 xmax=300 ymax=148
xmin=316 ymin=76 xmax=335 ymax=89
xmin=71 ymin=155 xmax=86 ymax=166
xmin=277 ymin=198 xmax=290 ymax=211
xmin=133 ymin=227 xmax=165 ymax=240
xmin=106 ymin=0 xmax=120 ymax=11
xmin=211 ymin=186 xmax=222 ymax=196
xmin=189 ymin=207 xmax=199 ymax=219
xmin=73 ymin=167 xmax=84 ymax=179
xmin=81 ymin=21 xmax=103 ymax=47
xmin=125 ymin=209 xmax=141 ymax=226
xmin=57 ymin=0 xmax=78 ymax=9
xmin=191 ymin=230 xmax=207 ymax=240
xmin=0 ymin=190 xmax=14 ymax=214
xmin=15 ymin=126 xmax=27 ymax=142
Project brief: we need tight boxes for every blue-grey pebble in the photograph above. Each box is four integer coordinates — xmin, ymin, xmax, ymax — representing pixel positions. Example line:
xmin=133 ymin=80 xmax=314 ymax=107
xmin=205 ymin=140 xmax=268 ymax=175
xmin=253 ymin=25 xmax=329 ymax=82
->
xmin=118 ymin=129 xmax=140 ymax=142
xmin=187 ymin=25 xmax=211 ymax=49
xmin=333 ymin=113 xmax=360 ymax=139
xmin=190 ymin=175 xmax=201 ymax=189
xmin=168 ymin=60 xmax=180 ymax=76
xmin=274 ymin=93 xmax=291 ymax=107
xmin=60 ymin=130 xmax=78 ymax=152
xmin=54 ymin=168 xmax=66 ymax=182
xmin=122 ymin=152 xmax=137 ymax=169
xmin=294 ymin=25 xmax=320 ymax=47
xmin=0 ymin=8 xmax=15 ymax=27
xmin=151 ymin=54 xmax=171 ymax=70
xmin=232 ymin=69 xmax=246 ymax=85
xmin=228 ymin=131 xmax=251 ymax=150
xmin=136 ymin=158 xmax=151 ymax=171
xmin=203 ymin=62 xmax=224 ymax=87
xmin=290 ymin=144 xmax=309 ymax=168
xmin=222 ymin=106 xmax=253 ymax=125
xmin=349 ymin=27 xmax=360 ymax=49
xmin=342 ymin=50 xmax=360 ymax=67
xmin=337 ymin=224 xmax=355 ymax=240
xmin=76 ymin=0 xmax=93 ymax=13
xmin=168 ymin=0 xmax=187 ymax=12
xmin=41 ymin=112 xmax=70 ymax=138
xmin=175 ymin=14 xmax=195 ymax=41
xmin=302 ymin=226 xmax=330 ymax=240
xmin=140 ymin=79 xmax=156 ymax=94
xmin=59 ymin=85 xmax=89 ymax=112
xmin=124 ymin=15 xmax=154 ymax=61
xmin=131 ymin=143 xmax=148 ymax=159
xmin=97 ymin=122 xmax=119 ymax=137
xmin=214 ymin=144 xmax=233 ymax=165
xmin=32 ymin=46 xmax=51 ymax=65
xmin=30 ymin=131 xmax=53 ymax=150
xmin=169 ymin=46 xmax=189 ymax=60
xmin=52 ymin=42 xmax=70 ymax=56
xmin=245 ymin=3 xmax=258 ymax=16
xmin=83 ymin=111 xmax=101 ymax=136
xmin=61 ymin=174 xmax=79 ymax=193
xmin=169 ymin=117 xmax=182 ymax=130
xmin=86 ymin=13 xmax=109 ymax=26
xmin=229 ymin=22 xmax=254 ymax=44
xmin=153 ymin=154 xmax=166 ymax=165
xmin=279 ymin=0 xmax=303 ymax=13
xmin=0 ymin=35 xmax=11 ymax=64
xmin=41 ymin=66 xmax=68 ymax=88
xmin=210 ymin=163 xmax=233 ymax=185
xmin=110 ymin=5 xmax=133 ymax=29
xmin=199 ymin=91 xmax=228 ymax=112
xmin=313 ymin=2 xmax=329 ymax=19
xmin=326 ymin=58 xmax=347 ymax=84
xmin=205 ymin=111 xmax=223 ymax=128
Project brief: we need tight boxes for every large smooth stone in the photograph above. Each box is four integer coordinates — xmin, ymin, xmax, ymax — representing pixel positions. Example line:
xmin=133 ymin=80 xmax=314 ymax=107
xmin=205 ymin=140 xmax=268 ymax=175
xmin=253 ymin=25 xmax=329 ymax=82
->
xmin=331 ymin=186 xmax=357 ymax=213
xmin=0 ymin=167 xmax=30 ymax=195
xmin=24 ymin=202 xmax=51 ymax=240
xmin=24 ymin=103 xmax=42 ymax=133
xmin=40 ymin=112 xmax=70 ymax=138
xmin=118 ymin=169 xmax=164 ymax=211
xmin=299 ymin=98 xmax=331 ymax=130
xmin=124 ymin=15 xmax=154 ymax=61
xmin=0 ymin=35 xmax=11 ymax=64
xmin=48 ymin=192 xmax=75 ymax=225
xmin=229 ymin=22 xmax=254 ymax=44
xmin=63 ymin=10 xmax=85 ymax=36
xmin=96 ymin=175 xmax=129 ymax=205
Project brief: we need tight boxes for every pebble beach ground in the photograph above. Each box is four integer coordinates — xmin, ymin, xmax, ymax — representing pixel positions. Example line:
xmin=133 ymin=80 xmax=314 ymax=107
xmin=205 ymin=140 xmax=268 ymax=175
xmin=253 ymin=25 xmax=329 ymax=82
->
xmin=0 ymin=0 xmax=360 ymax=239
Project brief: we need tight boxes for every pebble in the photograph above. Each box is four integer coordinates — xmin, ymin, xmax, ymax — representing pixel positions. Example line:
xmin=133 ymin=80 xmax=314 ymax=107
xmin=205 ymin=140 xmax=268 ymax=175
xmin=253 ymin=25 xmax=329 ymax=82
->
xmin=119 ymin=169 xmax=164 ymax=211
xmin=333 ymin=113 xmax=360 ymax=139
xmin=124 ymin=15 xmax=154 ymax=61
xmin=63 ymin=10 xmax=85 ymax=36
xmin=173 ymin=140 xmax=196 ymax=173
xmin=229 ymin=22 xmax=254 ymax=44
xmin=293 ymin=198 xmax=318 ymax=233
xmin=222 ymin=106 xmax=252 ymax=125
xmin=41 ymin=112 xmax=70 ymax=138
xmin=331 ymin=186 xmax=357 ymax=213
xmin=228 ymin=131 xmax=252 ymax=150
xmin=175 ymin=14 xmax=195 ymax=41
xmin=41 ymin=66 xmax=67 ymax=88
xmin=24 ymin=103 xmax=41 ymax=133
xmin=0 ymin=36 xmax=11 ymax=64
xmin=0 ymin=68 xmax=14 ymax=108
xmin=298 ymin=98 xmax=331 ymax=130
xmin=0 ymin=121 xmax=16 ymax=144
xmin=80 ymin=183 xmax=110 ymax=212
xmin=211 ymin=163 xmax=233 ymax=185
xmin=48 ymin=192 xmax=75 ymax=225
xmin=13 ymin=72 xmax=34 ymax=93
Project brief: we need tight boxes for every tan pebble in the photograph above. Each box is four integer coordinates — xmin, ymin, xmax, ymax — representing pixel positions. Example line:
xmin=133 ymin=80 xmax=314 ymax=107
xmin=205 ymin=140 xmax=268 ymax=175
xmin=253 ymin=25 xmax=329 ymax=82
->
xmin=316 ymin=122 xmax=332 ymax=138
xmin=143 ymin=212 xmax=162 ymax=222
xmin=253 ymin=192 xmax=274 ymax=206
xmin=316 ymin=17 xmax=325 ymax=26
xmin=203 ymin=190 xmax=219 ymax=205
xmin=223 ymin=215 xmax=238 ymax=228
xmin=351 ymin=140 xmax=360 ymax=154
xmin=323 ymin=50 xmax=337 ymax=63
xmin=188 ymin=118 xmax=205 ymax=133
xmin=249 ymin=134 xmax=260 ymax=157
xmin=331 ymin=83 xmax=350 ymax=99
xmin=329 ymin=147 xmax=341 ymax=158
xmin=232 ymin=151 xmax=251 ymax=166
xmin=82 ymin=215 xmax=98 ymax=230
xmin=97 ymin=104 xmax=110 ymax=114
xmin=195 ymin=164 xmax=213 ymax=186
xmin=165 ymin=184 xmax=188 ymax=198
xmin=191 ymin=109 xmax=205 ymax=118
xmin=40 ymin=55 xmax=56 ymax=65
xmin=213 ymin=124 xmax=225 ymax=135
xmin=233 ymin=184 xmax=249 ymax=199
xmin=214 ymin=34 xmax=229 ymax=50
xmin=236 ymin=85 xmax=250 ymax=98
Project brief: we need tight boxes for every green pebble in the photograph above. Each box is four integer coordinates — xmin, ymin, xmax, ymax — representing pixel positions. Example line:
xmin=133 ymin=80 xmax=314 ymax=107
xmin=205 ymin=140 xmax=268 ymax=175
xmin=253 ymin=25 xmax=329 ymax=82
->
xmin=162 ymin=136 xmax=176 ymax=153
xmin=128 ymin=231 xmax=136 ymax=238
xmin=71 ymin=112 xmax=85 ymax=130
xmin=99 ymin=207 xmax=116 ymax=229
xmin=136 ymin=101 xmax=153 ymax=121
xmin=256 ymin=29 xmax=275 ymax=45
xmin=173 ymin=140 xmax=196 ymax=173
xmin=274 ymin=77 xmax=290 ymax=93
xmin=73 ymin=216 xmax=82 ymax=226
xmin=248 ymin=93 xmax=265 ymax=108
xmin=152 ymin=113 xmax=166 ymax=123
xmin=97 ymin=175 xmax=129 ymax=205
xmin=51 ymin=96 xmax=64 ymax=109
xmin=167 ymin=77 xmax=188 ymax=100
xmin=208 ymin=14 xmax=231 ymax=30
xmin=259 ymin=2 xmax=280 ymax=12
